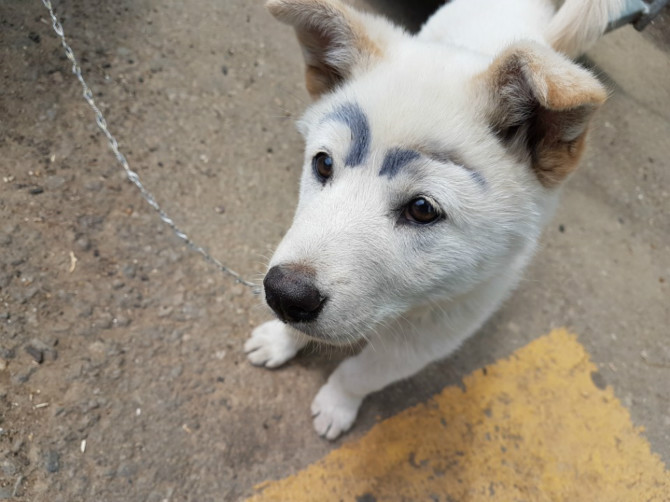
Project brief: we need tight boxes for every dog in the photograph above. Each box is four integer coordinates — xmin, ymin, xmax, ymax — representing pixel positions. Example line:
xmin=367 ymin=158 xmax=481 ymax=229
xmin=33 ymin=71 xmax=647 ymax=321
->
xmin=244 ymin=0 xmax=623 ymax=439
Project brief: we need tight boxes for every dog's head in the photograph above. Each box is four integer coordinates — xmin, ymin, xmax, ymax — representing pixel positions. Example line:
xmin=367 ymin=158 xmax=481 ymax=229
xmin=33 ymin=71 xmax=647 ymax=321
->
xmin=262 ymin=0 xmax=606 ymax=344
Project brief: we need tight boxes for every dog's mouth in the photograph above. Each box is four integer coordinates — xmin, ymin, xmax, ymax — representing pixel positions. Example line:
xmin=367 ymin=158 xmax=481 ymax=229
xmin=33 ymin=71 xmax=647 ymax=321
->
xmin=286 ymin=320 xmax=326 ymax=338
xmin=290 ymin=322 xmax=362 ymax=346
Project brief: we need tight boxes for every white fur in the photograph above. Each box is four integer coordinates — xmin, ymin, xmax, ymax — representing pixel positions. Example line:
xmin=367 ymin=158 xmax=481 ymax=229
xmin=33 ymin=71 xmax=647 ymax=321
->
xmin=421 ymin=0 xmax=623 ymax=57
xmin=245 ymin=0 xmax=616 ymax=439
xmin=547 ymin=0 xmax=625 ymax=58
xmin=244 ymin=320 xmax=308 ymax=368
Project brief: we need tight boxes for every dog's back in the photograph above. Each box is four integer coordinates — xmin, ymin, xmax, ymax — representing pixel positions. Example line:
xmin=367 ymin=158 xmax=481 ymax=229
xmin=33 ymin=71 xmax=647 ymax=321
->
xmin=421 ymin=0 xmax=623 ymax=58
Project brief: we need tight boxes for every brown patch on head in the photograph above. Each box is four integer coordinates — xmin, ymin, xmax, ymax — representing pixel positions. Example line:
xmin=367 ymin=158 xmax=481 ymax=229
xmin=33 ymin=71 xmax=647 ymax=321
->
xmin=267 ymin=0 xmax=386 ymax=99
xmin=480 ymin=42 xmax=607 ymax=187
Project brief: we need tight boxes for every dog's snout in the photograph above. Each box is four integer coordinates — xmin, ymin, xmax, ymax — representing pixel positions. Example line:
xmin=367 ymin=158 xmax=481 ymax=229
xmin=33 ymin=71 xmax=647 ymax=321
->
xmin=264 ymin=265 xmax=325 ymax=323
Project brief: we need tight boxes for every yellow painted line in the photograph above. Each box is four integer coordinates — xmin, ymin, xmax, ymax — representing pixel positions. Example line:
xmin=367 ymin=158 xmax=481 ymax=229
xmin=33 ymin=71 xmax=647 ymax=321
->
xmin=248 ymin=329 xmax=670 ymax=501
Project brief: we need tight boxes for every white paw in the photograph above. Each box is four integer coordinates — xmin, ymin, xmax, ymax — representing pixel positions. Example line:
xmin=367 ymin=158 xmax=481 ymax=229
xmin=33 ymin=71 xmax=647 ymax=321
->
xmin=311 ymin=380 xmax=363 ymax=440
xmin=244 ymin=320 xmax=306 ymax=368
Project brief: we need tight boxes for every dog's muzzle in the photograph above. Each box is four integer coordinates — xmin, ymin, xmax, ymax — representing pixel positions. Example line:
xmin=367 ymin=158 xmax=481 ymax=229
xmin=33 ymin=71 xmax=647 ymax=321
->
xmin=264 ymin=265 xmax=326 ymax=323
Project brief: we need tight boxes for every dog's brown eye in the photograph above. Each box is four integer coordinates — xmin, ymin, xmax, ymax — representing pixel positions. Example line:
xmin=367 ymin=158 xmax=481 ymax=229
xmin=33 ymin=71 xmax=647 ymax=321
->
xmin=313 ymin=152 xmax=333 ymax=182
xmin=404 ymin=197 xmax=440 ymax=224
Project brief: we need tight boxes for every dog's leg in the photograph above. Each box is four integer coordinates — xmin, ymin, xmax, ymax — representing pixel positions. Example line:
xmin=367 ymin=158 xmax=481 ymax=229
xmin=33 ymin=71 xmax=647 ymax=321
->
xmin=244 ymin=320 xmax=309 ymax=368
xmin=312 ymin=316 xmax=469 ymax=440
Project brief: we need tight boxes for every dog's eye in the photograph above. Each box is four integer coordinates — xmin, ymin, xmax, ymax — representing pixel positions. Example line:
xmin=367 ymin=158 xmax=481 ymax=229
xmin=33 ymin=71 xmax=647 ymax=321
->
xmin=313 ymin=152 xmax=333 ymax=182
xmin=403 ymin=197 xmax=441 ymax=224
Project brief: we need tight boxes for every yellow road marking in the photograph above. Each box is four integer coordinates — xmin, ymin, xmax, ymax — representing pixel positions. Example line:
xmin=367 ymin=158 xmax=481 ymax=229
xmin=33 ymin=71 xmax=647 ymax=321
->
xmin=249 ymin=329 xmax=670 ymax=501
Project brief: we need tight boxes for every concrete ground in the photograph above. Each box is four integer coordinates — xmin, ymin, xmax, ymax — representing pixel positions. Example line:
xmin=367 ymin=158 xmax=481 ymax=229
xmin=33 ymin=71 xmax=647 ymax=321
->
xmin=1 ymin=0 xmax=668 ymax=500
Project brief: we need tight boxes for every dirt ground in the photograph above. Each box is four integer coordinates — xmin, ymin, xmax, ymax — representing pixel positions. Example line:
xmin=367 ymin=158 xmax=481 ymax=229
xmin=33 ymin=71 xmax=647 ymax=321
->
xmin=1 ymin=1 xmax=668 ymax=501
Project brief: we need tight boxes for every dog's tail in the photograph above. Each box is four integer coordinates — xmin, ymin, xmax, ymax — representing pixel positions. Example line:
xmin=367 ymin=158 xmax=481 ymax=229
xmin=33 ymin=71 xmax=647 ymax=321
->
xmin=546 ymin=0 xmax=624 ymax=58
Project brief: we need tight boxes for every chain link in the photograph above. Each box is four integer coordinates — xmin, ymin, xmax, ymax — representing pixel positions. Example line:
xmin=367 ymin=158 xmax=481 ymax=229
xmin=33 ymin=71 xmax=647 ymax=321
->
xmin=40 ymin=0 xmax=259 ymax=292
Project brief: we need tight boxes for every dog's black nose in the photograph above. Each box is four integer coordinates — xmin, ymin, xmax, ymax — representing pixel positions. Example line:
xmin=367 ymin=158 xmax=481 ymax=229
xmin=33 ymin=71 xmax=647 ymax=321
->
xmin=264 ymin=265 xmax=325 ymax=323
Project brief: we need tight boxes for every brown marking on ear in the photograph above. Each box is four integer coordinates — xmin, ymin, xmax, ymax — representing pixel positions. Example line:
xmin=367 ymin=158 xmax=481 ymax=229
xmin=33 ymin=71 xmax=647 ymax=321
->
xmin=304 ymin=65 xmax=334 ymax=98
xmin=480 ymin=42 xmax=607 ymax=187
xmin=533 ymin=126 xmax=588 ymax=187
xmin=355 ymin=25 xmax=383 ymax=59
xmin=267 ymin=0 xmax=384 ymax=98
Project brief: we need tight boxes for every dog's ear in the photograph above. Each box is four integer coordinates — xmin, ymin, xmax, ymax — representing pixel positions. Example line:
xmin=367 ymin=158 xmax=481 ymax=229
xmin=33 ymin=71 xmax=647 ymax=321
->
xmin=481 ymin=42 xmax=607 ymax=187
xmin=267 ymin=0 xmax=386 ymax=98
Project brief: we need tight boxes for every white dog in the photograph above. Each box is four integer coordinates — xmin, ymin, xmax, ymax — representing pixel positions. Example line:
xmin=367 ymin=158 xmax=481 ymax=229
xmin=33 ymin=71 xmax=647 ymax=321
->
xmin=245 ymin=0 xmax=623 ymax=439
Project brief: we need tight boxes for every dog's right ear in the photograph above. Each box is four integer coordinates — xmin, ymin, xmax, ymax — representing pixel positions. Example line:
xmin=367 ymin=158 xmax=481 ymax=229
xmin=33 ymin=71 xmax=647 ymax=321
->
xmin=267 ymin=0 xmax=387 ymax=98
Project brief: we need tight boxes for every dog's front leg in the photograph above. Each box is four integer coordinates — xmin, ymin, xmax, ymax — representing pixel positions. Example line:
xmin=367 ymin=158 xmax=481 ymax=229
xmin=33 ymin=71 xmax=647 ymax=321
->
xmin=244 ymin=319 xmax=309 ymax=368
xmin=312 ymin=318 xmax=466 ymax=440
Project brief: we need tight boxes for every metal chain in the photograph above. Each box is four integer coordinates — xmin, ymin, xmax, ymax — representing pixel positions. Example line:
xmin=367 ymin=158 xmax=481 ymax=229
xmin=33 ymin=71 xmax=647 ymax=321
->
xmin=40 ymin=0 xmax=258 ymax=292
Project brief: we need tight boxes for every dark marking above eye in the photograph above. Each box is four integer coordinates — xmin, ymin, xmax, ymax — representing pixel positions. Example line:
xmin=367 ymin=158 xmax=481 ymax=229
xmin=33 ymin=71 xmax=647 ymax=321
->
xmin=324 ymin=102 xmax=370 ymax=167
xmin=379 ymin=146 xmax=487 ymax=187
xmin=379 ymin=148 xmax=421 ymax=178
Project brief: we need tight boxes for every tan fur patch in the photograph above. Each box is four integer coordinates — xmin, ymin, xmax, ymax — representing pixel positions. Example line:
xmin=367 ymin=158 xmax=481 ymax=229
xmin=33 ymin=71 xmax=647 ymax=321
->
xmin=533 ymin=128 xmax=588 ymax=187
xmin=304 ymin=65 xmax=332 ymax=98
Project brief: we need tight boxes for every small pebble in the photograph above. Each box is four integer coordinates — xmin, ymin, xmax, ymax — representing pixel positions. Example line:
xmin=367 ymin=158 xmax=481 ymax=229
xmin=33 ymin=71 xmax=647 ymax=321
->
xmin=25 ymin=344 xmax=44 ymax=364
xmin=30 ymin=336 xmax=58 ymax=349
xmin=157 ymin=305 xmax=173 ymax=318
xmin=12 ymin=367 xmax=36 ymax=385
xmin=76 ymin=303 xmax=93 ymax=318
xmin=169 ymin=365 xmax=183 ymax=379
xmin=85 ymin=180 xmax=103 ymax=192
xmin=0 ymin=233 xmax=12 ymax=246
xmin=122 ymin=264 xmax=136 ymax=279
xmin=45 ymin=176 xmax=66 ymax=190
xmin=45 ymin=450 xmax=60 ymax=473
xmin=118 ymin=462 xmax=137 ymax=478
xmin=75 ymin=236 xmax=91 ymax=251
xmin=93 ymin=313 xmax=113 ymax=330
xmin=1 ymin=459 xmax=17 ymax=476
xmin=11 ymin=439 xmax=24 ymax=454
xmin=113 ymin=315 xmax=131 ymax=328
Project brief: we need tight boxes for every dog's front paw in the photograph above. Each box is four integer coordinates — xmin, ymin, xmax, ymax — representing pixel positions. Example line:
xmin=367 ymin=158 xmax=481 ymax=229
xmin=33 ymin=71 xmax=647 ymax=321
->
xmin=244 ymin=320 xmax=306 ymax=368
xmin=311 ymin=380 xmax=363 ymax=440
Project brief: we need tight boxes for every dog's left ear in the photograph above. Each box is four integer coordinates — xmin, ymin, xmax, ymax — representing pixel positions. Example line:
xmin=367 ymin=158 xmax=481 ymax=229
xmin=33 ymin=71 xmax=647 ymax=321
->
xmin=267 ymin=0 xmax=389 ymax=98
xmin=481 ymin=42 xmax=607 ymax=187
